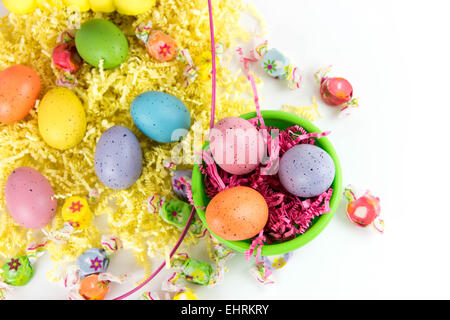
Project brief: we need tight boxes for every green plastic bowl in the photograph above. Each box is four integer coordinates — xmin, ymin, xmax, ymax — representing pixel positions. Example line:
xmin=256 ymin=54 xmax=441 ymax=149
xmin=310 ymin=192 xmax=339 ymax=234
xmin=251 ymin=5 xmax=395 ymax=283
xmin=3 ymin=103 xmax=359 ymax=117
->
xmin=191 ymin=110 xmax=342 ymax=256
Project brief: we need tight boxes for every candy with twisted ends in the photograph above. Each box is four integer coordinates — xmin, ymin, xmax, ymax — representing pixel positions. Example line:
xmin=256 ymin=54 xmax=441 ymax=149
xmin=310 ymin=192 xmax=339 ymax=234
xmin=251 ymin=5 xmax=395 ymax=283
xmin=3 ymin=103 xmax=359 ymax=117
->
xmin=77 ymin=248 xmax=110 ymax=278
xmin=343 ymin=186 xmax=384 ymax=233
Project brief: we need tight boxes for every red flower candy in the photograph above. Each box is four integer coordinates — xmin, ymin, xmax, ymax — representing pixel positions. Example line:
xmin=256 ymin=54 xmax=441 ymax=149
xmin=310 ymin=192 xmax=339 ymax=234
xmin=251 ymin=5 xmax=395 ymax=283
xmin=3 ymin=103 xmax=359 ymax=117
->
xmin=52 ymin=42 xmax=83 ymax=74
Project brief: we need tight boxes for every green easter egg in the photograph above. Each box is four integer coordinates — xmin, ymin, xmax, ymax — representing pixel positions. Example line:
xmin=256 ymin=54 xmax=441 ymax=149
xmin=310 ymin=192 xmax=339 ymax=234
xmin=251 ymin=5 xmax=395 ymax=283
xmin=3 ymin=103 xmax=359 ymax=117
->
xmin=1 ymin=256 xmax=34 ymax=286
xmin=75 ymin=19 xmax=129 ymax=69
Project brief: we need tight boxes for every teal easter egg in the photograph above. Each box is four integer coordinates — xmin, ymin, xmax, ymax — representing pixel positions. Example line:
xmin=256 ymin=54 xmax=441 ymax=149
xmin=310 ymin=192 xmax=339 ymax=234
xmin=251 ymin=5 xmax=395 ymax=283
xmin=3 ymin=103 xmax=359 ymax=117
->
xmin=131 ymin=91 xmax=191 ymax=143
xmin=75 ymin=19 xmax=129 ymax=69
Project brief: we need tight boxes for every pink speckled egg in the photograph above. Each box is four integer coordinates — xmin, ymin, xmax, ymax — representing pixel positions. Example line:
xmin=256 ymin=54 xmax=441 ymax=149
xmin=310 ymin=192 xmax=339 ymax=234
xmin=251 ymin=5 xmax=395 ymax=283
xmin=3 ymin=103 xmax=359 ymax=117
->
xmin=5 ymin=167 xmax=57 ymax=229
xmin=209 ymin=117 xmax=264 ymax=175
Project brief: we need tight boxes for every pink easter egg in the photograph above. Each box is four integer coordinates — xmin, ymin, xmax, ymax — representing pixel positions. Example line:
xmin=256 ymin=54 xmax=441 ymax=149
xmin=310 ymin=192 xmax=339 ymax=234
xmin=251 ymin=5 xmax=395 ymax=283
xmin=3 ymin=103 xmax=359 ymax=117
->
xmin=209 ymin=117 xmax=265 ymax=175
xmin=5 ymin=167 xmax=57 ymax=229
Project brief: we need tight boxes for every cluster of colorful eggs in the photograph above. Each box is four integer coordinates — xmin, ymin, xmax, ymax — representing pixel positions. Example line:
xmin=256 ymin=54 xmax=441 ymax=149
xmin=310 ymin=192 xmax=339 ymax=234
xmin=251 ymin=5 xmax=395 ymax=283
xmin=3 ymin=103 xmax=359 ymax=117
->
xmin=1 ymin=17 xmax=191 ymax=229
xmin=3 ymin=0 xmax=156 ymax=16
xmin=204 ymin=117 xmax=336 ymax=241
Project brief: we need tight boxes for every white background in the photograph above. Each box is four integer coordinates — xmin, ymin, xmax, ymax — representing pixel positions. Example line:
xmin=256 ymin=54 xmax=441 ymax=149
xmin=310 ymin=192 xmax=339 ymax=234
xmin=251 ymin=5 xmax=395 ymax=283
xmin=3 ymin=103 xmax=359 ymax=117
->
xmin=1 ymin=0 xmax=450 ymax=299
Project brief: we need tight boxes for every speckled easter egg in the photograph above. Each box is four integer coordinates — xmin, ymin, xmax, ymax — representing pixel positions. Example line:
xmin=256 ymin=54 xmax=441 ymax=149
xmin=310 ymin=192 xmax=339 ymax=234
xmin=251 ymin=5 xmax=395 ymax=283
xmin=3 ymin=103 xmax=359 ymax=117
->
xmin=209 ymin=117 xmax=264 ymax=175
xmin=279 ymin=144 xmax=335 ymax=198
xmin=1 ymin=256 xmax=34 ymax=286
xmin=5 ymin=167 xmax=57 ymax=229
xmin=114 ymin=0 xmax=156 ymax=15
xmin=262 ymin=48 xmax=290 ymax=78
xmin=205 ymin=186 xmax=268 ymax=241
xmin=75 ymin=19 xmax=129 ymax=69
xmin=89 ymin=0 xmax=115 ymax=12
xmin=171 ymin=170 xmax=192 ymax=201
xmin=77 ymin=248 xmax=109 ymax=278
xmin=131 ymin=91 xmax=191 ymax=143
xmin=94 ymin=125 xmax=143 ymax=190
xmin=320 ymin=77 xmax=353 ymax=106
xmin=38 ymin=88 xmax=86 ymax=150
xmin=0 ymin=65 xmax=41 ymax=124
xmin=65 ymin=0 xmax=90 ymax=12
xmin=3 ymin=0 xmax=37 ymax=14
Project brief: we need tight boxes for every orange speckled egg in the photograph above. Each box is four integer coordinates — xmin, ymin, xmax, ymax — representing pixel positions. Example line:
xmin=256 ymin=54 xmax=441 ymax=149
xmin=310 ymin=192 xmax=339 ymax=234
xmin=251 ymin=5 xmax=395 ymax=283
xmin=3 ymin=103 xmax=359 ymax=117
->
xmin=79 ymin=274 xmax=109 ymax=300
xmin=0 ymin=65 xmax=41 ymax=124
xmin=205 ymin=186 xmax=268 ymax=241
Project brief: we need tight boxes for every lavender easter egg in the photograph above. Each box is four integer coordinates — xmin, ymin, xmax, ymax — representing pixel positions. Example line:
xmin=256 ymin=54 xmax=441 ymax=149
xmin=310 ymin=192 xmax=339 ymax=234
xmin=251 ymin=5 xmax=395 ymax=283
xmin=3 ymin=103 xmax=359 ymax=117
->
xmin=209 ymin=117 xmax=264 ymax=175
xmin=5 ymin=167 xmax=57 ymax=229
xmin=278 ymin=144 xmax=335 ymax=198
xmin=94 ymin=125 xmax=143 ymax=190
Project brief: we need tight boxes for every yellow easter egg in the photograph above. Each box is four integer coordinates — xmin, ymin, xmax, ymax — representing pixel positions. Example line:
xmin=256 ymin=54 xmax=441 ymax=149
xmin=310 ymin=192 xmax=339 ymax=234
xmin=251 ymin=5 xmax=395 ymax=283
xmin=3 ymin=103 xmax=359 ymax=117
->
xmin=62 ymin=196 xmax=92 ymax=229
xmin=3 ymin=0 xmax=37 ymax=14
xmin=114 ymin=0 xmax=155 ymax=15
xmin=64 ymin=0 xmax=90 ymax=11
xmin=38 ymin=88 xmax=87 ymax=150
xmin=89 ymin=0 xmax=115 ymax=12
xmin=37 ymin=0 xmax=63 ymax=9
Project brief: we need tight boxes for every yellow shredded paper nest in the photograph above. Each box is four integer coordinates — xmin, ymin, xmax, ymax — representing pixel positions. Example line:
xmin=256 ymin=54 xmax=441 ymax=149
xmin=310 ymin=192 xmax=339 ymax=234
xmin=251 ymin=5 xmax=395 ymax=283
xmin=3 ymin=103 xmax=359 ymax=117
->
xmin=0 ymin=0 xmax=259 ymax=277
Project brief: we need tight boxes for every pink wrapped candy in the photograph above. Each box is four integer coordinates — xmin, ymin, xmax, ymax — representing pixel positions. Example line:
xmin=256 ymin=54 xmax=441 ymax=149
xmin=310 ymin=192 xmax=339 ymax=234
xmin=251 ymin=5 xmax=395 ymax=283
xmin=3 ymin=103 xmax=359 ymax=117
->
xmin=315 ymin=66 xmax=359 ymax=113
xmin=343 ymin=186 xmax=384 ymax=233
xmin=53 ymin=42 xmax=83 ymax=74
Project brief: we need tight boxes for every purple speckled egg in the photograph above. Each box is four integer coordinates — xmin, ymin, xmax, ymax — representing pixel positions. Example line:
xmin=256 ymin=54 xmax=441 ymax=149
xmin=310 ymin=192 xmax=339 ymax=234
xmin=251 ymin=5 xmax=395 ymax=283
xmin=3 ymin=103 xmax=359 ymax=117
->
xmin=172 ymin=170 xmax=192 ymax=201
xmin=94 ymin=125 xmax=143 ymax=190
xmin=278 ymin=144 xmax=335 ymax=198
xmin=209 ymin=117 xmax=264 ymax=175
xmin=5 ymin=167 xmax=57 ymax=229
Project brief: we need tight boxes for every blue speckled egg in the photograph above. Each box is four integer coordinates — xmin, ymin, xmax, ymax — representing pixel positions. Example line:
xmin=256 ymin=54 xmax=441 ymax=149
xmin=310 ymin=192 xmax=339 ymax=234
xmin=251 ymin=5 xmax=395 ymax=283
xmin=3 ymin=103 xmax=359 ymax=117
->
xmin=262 ymin=48 xmax=290 ymax=78
xmin=278 ymin=144 xmax=335 ymax=198
xmin=77 ymin=248 xmax=109 ymax=278
xmin=172 ymin=170 xmax=192 ymax=201
xmin=131 ymin=91 xmax=191 ymax=143
xmin=94 ymin=125 xmax=143 ymax=190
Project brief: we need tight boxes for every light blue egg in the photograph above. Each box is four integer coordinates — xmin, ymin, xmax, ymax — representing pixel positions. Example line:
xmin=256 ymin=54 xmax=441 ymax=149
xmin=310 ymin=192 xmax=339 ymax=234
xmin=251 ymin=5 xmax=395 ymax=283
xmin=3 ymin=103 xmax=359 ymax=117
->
xmin=77 ymin=248 xmax=109 ymax=278
xmin=278 ymin=144 xmax=335 ymax=198
xmin=262 ymin=48 xmax=290 ymax=78
xmin=131 ymin=91 xmax=191 ymax=143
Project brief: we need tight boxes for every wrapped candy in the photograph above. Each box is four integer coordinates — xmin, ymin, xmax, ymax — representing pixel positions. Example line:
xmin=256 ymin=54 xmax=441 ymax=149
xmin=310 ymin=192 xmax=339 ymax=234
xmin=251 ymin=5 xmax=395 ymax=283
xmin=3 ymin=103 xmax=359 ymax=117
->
xmin=343 ymin=186 xmax=384 ymax=233
xmin=1 ymin=256 xmax=34 ymax=287
xmin=78 ymin=274 xmax=109 ymax=300
xmin=52 ymin=30 xmax=83 ymax=88
xmin=171 ymin=170 xmax=192 ymax=201
xmin=77 ymin=248 xmax=110 ymax=278
xmin=141 ymin=275 xmax=198 ymax=301
xmin=160 ymin=199 xmax=193 ymax=230
xmin=136 ymin=23 xmax=178 ymax=62
xmin=62 ymin=196 xmax=93 ymax=229
xmin=0 ymin=241 xmax=46 ymax=299
xmin=171 ymin=253 xmax=213 ymax=286
xmin=250 ymin=253 xmax=293 ymax=286
xmin=237 ymin=40 xmax=303 ymax=89
xmin=315 ymin=66 xmax=359 ymax=114
xmin=136 ymin=22 xmax=224 ymax=86
xmin=62 ymin=235 xmax=125 ymax=300
xmin=42 ymin=195 xmax=93 ymax=243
